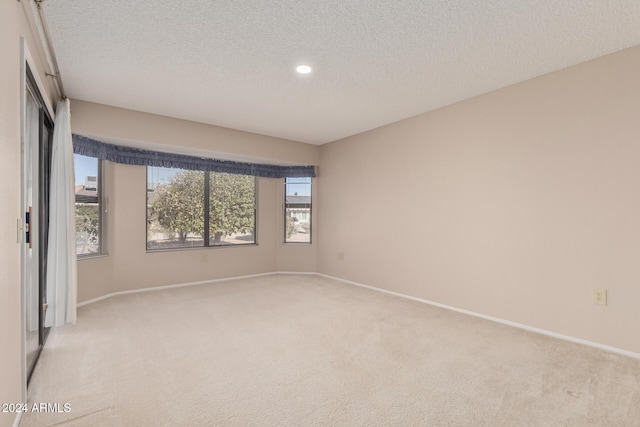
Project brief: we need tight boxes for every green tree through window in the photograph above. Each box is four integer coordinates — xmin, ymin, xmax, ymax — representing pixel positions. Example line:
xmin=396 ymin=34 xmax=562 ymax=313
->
xmin=147 ymin=168 xmax=256 ymax=249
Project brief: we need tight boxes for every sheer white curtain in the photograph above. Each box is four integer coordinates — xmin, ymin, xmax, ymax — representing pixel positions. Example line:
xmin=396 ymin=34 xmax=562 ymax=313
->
xmin=45 ymin=98 xmax=77 ymax=327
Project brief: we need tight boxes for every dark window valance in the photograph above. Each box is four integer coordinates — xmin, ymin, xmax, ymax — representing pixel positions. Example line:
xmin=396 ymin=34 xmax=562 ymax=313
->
xmin=72 ymin=134 xmax=316 ymax=178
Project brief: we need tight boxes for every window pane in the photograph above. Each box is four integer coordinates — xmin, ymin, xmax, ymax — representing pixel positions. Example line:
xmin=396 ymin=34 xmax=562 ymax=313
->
xmin=147 ymin=168 xmax=205 ymax=249
xmin=147 ymin=168 xmax=256 ymax=250
xmin=75 ymin=154 xmax=100 ymax=255
xmin=285 ymin=177 xmax=311 ymax=243
xmin=209 ymin=172 xmax=256 ymax=246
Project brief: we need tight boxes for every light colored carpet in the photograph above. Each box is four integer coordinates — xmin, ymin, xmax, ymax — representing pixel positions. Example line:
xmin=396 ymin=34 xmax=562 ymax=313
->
xmin=22 ymin=274 xmax=640 ymax=426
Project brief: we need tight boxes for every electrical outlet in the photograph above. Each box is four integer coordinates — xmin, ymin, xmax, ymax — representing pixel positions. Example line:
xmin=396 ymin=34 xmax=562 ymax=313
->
xmin=592 ymin=289 xmax=607 ymax=306
xmin=337 ymin=251 xmax=345 ymax=261
xmin=200 ymin=253 xmax=207 ymax=262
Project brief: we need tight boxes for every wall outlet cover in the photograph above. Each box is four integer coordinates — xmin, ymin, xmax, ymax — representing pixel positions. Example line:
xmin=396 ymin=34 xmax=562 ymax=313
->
xmin=592 ymin=289 xmax=607 ymax=306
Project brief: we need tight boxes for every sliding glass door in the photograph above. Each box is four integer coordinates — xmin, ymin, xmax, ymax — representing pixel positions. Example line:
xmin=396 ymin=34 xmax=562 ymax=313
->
xmin=24 ymin=66 xmax=53 ymax=382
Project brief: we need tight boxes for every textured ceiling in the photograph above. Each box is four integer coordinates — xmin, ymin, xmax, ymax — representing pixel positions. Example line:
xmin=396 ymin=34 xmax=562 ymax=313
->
xmin=44 ymin=1 xmax=640 ymax=145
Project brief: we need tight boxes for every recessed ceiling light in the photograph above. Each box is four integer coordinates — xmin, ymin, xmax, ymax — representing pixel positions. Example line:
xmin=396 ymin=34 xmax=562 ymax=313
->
xmin=296 ymin=65 xmax=312 ymax=74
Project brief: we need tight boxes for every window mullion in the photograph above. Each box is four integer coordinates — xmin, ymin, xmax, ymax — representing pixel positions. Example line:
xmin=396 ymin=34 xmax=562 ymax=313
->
xmin=97 ymin=159 xmax=103 ymax=254
xmin=203 ymin=171 xmax=210 ymax=246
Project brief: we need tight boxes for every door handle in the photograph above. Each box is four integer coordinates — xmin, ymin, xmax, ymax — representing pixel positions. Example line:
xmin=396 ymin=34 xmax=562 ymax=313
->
xmin=26 ymin=207 xmax=32 ymax=249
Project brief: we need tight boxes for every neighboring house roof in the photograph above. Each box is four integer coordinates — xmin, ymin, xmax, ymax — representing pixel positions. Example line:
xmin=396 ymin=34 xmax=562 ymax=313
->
xmin=75 ymin=185 xmax=98 ymax=203
xmin=286 ymin=195 xmax=311 ymax=206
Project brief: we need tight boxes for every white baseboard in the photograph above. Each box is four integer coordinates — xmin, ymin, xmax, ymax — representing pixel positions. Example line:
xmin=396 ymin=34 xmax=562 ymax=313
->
xmin=77 ymin=272 xmax=276 ymax=307
xmin=78 ymin=271 xmax=324 ymax=307
xmin=13 ymin=411 xmax=23 ymax=427
xmin=274 ymin=271 xmax=317 ymax=275
xmin=316 ymin=273 xmax=640 ymax=360
xmin=76 ymin=270 xmax=640 ymax=360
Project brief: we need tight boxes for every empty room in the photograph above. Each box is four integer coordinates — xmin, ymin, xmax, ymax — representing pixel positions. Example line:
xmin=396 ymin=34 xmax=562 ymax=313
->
xmin=2 ymin=1 xmax=640 ymax=426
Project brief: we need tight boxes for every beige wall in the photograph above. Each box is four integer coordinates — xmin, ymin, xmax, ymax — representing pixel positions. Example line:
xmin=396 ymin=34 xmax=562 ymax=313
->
xmin=1 ymin=2 xmax=59 ymax=426
xmin=318 ymin=45 xmax=640 ymax=355
xmin=70 ymin=100 xmax=317 ymax=165
xmin=71 ymin=101 xmax=319 ymax=303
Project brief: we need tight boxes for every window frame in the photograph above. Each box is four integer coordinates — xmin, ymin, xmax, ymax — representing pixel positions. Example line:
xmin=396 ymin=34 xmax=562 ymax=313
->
xmin=283 ymin=177 xmax=312 ymax=244
xmin=145 ymin=168 xmax=258 ymax=252
xmin=75 ymin=156 xmax=108 ymax=258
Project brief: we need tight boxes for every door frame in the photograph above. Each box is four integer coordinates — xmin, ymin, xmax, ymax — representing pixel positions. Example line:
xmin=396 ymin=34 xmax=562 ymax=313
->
xmin=20 ymin=38 xmax=56 ymax=401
